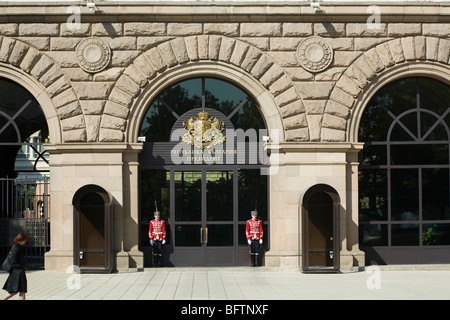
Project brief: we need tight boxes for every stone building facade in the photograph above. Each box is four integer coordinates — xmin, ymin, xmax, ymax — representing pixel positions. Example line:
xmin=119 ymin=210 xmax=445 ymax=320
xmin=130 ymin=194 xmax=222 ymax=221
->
xmin=0 ymin=1 xmax=449 ymax=272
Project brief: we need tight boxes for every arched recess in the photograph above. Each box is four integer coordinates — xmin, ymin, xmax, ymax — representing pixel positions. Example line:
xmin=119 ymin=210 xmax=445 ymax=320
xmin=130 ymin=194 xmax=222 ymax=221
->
xmin=0 ymin=36 xmax=86 ymax=143
xmin=101 ymin=35 xmax=310 ymax=143
xmin=72 ymin=184 xmax=114 ymax=273
xmin=301 ymin=184 xmax=340 ymax=272
xmin=321 ymin=36 xmax=450 ymax=142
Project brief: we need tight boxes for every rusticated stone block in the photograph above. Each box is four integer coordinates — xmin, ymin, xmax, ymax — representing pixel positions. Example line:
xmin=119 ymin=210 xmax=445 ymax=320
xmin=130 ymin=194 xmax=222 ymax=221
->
xmin=204 ymin=23 xmax=239 ymax=37
xmin=63 ymin=129 xmax=87 ymax=142
xmin=185 ymin=36 xmax=199 ymax=61
xmin=437 ymin=39 xmax=450 ymax=64
xmin=144 ymin=47 xmax=166 ymax=72
xmin=250 ymin=54 xmax=273 ymax=79
xmin=30 ymin=55 xmax=54 ymax=79
xmin=321 ymin=127 xmax=346 ymax=142
xmin=170 ymin=38 xmax=189 ymax=64
xmin=8 ymin=40 xmax=28 ymax=66
xmin=284 ymin=113 xmax=308 ymax=130
xmin=19 ymin=23 xmax=59 ymax=36
xmin=218 ymin=37 xmax=236 ymax=63
xmin=0 ymin=37 xmax=15 ymax=63
xmin=124 ymin=23 xmax=166 ymax=36
xmin=241 ymin=23 xmax=282 ymax=37
xmin=99 ymin=128 xmax=123 ymax=142
xmin=322 ymin=113 xmax=347 ymax=130
xmin=167 ymin=23 xmax=202 ymax=36
xmin=280 ymin=99 xmax=306 ymax=118
xmin=104 ymin=101 xmax=129 ymax=119
xmin=101 ymin=114 xmax=126 ymax=131
xmin=387 ymin=39 xmax=405 ymax=63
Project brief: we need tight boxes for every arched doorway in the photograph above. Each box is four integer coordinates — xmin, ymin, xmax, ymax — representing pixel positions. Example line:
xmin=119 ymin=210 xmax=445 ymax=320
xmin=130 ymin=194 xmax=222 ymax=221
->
xmin=0 ymin=77 xmax=50 ymax=268
xmin=138 ymin=76 xmax=269 ymax=267
xmin=302 ymin=184 xmax=340 ymax=272
xmin=73 ymin=185 xmax=113 ymax=273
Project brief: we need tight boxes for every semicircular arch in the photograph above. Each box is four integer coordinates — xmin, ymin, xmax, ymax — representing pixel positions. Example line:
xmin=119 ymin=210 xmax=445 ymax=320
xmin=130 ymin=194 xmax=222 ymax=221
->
xmin=320 ymin=36 xmax=450 ymax=143
xmin=101 ymin=35 xmax=310 ymax=143
xmin=0 ymin=37 xmax=86 ymax=143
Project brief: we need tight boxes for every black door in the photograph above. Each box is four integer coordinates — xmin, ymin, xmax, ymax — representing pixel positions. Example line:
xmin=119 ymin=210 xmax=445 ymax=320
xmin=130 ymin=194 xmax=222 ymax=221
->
xmin=172 ymin=170 xmax=235 ymax=266
xmin=302 ymin=184 xmax=340 ymax=272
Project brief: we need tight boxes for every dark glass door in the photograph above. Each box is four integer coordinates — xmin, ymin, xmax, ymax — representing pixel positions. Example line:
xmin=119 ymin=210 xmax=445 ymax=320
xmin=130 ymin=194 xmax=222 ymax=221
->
xmin=173 ymin=171 xmax=204 ymax=266
xmin=205 ymin=171 xmax=234 ymax=266
xmin=172 ymin=170 xmax=235 ymax=266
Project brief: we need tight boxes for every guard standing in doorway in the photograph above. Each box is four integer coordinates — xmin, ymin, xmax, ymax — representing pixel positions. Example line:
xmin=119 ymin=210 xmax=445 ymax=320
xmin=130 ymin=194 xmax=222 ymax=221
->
xmin=246 ymin=209 xmax=263 ymax=267
xmin=149 ymin=203 xmax=166 ymax=267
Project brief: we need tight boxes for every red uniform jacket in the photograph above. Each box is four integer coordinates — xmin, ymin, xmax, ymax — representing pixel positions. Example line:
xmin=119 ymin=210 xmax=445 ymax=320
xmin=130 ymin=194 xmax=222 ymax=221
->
xmin=149 ymin=220 xmax=166 ymax=241
xmin=246 ymin=219 xmax=263 ymax=240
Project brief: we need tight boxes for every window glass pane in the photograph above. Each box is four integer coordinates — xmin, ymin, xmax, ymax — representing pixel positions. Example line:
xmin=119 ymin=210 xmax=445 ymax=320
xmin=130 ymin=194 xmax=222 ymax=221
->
xmin=421 ymin=112 xmax=449 ymax=141
xmin=359 ymin=224 xmax=388 ymax=246
xmin=238 ymin=169 xmax=267 ymax=221
xmin=206 ymin=224 xmax=233 ymax=246
xmin=359 ymin=169 xmax=387 ymax=221
xmin=391 ymin=169 xmax=419 ymax=221
xmin=422 ymin=168 xmax=450 ymax=220
xmin=140 ymin=169 xmax=170 ymax=247
xmin=391 ymin=224 xmax=419 ymax=246
xmin=360 ymin=144 xmax=387 ymax=166
xmin=418 ymin=77 xmax=450 ymax=123
xmin=358 ymin=103 xmax=392 ymax=142
xmin=174 ymin=224 xmax=201 ymax=247
xmin=389 ymin=113 xmax=417 ymax=141
xmin=175 ymin=171 xmax=202 ymax=221
xmin=206 ymin=171 xmax=233 ymax=221
xmin=422 ymin=224 xmax=450 ymax=246
xmin=390 ymin=144 xmax=449 ymax=165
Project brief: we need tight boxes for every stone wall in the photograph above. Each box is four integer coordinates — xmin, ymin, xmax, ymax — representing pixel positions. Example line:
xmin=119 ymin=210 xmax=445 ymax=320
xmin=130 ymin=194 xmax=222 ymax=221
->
xmin=0 ymin=18 xmax=448 ymax=144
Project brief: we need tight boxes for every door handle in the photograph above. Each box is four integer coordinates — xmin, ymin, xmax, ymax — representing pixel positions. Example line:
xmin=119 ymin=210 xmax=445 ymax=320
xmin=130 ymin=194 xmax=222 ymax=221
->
xmin=205 ymin=227 xmax=208 ymax=244
xmin=200 ymin=227 xmax=203 ymax=244
xmin=79 ymin=251 xmax=84 ymax=260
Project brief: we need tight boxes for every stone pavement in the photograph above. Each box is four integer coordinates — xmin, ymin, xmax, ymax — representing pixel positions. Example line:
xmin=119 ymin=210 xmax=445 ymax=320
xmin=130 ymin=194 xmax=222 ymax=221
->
xmin=1 ymin=267 xmax=450 ymax=300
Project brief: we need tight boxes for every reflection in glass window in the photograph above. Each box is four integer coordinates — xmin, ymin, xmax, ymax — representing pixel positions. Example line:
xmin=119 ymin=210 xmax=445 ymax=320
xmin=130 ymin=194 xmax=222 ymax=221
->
xmin=359 ymin=77 xmax=450 ymax=252
xmin=139 ymin=77 xmax=264 ymax=142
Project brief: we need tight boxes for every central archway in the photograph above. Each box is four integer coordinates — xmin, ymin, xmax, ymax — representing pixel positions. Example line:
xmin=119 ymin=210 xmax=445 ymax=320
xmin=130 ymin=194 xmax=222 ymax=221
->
xmin=138 ymin=76 xmax=269 ymax=267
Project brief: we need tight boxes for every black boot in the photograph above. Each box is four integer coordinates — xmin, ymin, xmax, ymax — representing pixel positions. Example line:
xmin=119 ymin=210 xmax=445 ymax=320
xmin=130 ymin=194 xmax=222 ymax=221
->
xmin=157 ymin=255 xmax=162 ymax=267
xmin=254 ymin=254 xmax=259 ymax=267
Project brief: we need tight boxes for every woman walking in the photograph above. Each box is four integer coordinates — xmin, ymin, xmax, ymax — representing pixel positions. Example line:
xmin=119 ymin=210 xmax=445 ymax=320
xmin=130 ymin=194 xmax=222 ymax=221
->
xmin=2 ymin=232 xmax=28 ymax=300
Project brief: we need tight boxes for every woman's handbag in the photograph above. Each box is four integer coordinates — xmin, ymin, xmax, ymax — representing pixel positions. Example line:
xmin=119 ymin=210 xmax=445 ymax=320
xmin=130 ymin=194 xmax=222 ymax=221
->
xmin=2 ymin=250 xmax=13 ymax=273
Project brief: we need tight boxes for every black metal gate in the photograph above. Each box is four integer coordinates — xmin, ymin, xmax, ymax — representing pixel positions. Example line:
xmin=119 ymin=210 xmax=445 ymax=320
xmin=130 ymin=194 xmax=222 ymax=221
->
xmin=0 ymin=176 xmax=50 ymax=269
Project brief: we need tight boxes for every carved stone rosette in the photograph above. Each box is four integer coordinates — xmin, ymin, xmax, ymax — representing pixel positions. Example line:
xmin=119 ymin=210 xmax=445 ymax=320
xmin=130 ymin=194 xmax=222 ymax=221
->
xmin=76 ymin=37 xmax=111 ymax=73
xmin=296 ymin=36 xmax=334 ymax=73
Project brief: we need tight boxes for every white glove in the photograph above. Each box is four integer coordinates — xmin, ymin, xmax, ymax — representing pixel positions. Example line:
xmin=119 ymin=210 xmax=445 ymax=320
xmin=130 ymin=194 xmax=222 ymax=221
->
xmin=162 ymin=240 xmax=166 ymax=245
xmin=259 ymin=239 xmax=263 ymax=244
xmin=150 ymin=240 xmax=153 ymax=246
xmin=248 ymin=240 xmax=251 ymax=245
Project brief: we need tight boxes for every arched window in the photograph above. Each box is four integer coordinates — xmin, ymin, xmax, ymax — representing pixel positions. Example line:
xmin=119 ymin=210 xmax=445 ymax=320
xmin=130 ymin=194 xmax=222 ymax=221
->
xmin=359 ymin=77 xmax=450 ymax=264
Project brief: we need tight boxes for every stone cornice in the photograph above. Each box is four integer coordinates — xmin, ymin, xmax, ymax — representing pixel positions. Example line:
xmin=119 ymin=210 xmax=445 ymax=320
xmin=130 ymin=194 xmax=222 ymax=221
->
xmin=0 ymin=2 xmax=449 ymax=23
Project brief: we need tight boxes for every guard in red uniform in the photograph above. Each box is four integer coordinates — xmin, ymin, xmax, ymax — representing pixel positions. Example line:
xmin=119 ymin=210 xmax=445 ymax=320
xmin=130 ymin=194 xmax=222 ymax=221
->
xmin=246 ymin=210 xmax=263 ymax=267
xmin=149 ymin=210 xmax=166 ymax=267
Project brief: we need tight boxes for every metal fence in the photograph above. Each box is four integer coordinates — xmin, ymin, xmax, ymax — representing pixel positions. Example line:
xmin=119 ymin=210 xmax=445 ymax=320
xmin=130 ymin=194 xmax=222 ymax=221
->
xmin=0 ymin=176 xmax=50 ymax=269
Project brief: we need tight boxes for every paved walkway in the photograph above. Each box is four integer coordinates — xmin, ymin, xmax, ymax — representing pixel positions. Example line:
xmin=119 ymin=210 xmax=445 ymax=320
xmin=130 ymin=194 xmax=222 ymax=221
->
xmin=1 ymin=267 xmax=450 ymax=301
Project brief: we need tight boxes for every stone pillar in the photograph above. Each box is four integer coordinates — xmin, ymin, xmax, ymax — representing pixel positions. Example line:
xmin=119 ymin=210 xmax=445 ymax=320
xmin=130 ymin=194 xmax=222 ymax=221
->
xmin=44 ymin=143 xmax=142 ymax=272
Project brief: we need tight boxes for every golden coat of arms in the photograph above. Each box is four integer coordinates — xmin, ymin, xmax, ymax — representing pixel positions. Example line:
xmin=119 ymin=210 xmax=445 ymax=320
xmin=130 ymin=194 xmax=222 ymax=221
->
xmin=182 ymin=110 xmax=226 ymax=148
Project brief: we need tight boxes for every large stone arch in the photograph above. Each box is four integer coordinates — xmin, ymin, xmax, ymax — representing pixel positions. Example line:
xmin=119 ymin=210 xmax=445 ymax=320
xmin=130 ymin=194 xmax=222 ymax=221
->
xmin=321 ymin=36 xmax=450 ymax=142
xmin=0 ymin=36 xmax=86 ymax=143
xmin=100 ymin=35 xmax=308 ymax=143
